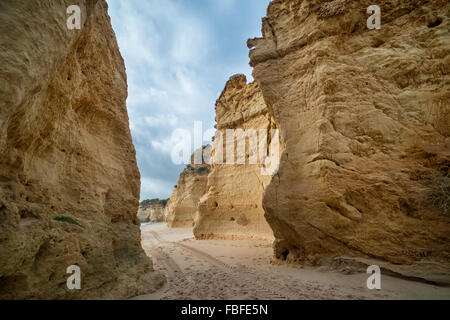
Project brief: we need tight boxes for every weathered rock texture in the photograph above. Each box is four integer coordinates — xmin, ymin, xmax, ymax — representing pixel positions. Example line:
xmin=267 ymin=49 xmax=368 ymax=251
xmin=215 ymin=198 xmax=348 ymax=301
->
xmin=166 ymin=162 xmax=210 ymax=228
xmin=138 ymin=201 xmax=166 ymax=223
xmin=249 ymin=0 xmax=450 ymax=280
xmin=0 ymin=0 xmax=164 ymax=299
xmin=193 ymin=75 xmax=277 ymax=240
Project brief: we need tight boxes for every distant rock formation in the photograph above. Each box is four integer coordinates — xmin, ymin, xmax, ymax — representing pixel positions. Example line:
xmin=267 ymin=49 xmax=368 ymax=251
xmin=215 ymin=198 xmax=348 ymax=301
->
xmin=249 ymin=0 xmax=450 ymax=280
xmin=138 ymin=199 xmax=167 ymax=223
xmin=193 ymin=75 xmax=278 ymax=240
xmin=165 ymin=156 xmax=210 ymax=228
xmin=0 ymin=0 xmax=164 ymax=299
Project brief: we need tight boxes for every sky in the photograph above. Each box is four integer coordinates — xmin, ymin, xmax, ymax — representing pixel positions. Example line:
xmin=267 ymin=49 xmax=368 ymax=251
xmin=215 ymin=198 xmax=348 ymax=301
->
xmin=107 ymin=0 xmax=270 ymax=201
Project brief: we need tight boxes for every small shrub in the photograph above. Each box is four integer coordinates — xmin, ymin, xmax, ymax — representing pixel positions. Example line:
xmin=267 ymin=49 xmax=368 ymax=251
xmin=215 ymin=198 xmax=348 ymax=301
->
xmin=140 ymin=198 xmax=169 ymax=209
xmin=54 ymin=216 xmax=83 ymax=228
xmin=195 ymin=166 xmax=210 ymax=175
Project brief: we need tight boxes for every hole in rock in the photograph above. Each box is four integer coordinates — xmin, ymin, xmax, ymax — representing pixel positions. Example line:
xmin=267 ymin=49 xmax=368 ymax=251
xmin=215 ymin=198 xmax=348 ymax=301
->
xmin=351 ymin=22 xmax=360 ymax=34
xmin=214 ymin=202 xmax=219 ymax=208
xmin=372 ymin=39 xmax=385 ymax=48
xmin=230 ymin=217 xmax=235 ymax=222
xmin=0 ymin=205 xmax=7 ymax=224
xmin=281 ymin=250 xmax=289 ymax=261
xmin=20 ymin=209 xmax=37 ymax=219
xmin=428 ymin=17 xmax=442 ymax=28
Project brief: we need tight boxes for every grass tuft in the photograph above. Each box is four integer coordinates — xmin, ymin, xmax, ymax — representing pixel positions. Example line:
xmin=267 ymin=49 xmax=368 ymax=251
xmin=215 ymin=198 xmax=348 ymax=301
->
xmin=53 ymin=216 xmax=83 ymax=228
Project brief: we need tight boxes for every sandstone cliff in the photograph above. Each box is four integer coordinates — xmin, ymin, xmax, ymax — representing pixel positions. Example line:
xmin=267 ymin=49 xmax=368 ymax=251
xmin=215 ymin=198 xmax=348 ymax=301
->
xmin=166 ymin=161 xmax=210 ymax=228
xmin=249 ymin=0 xmax=450 ymax=281
xmin=138 ymin=200 xmax=166 ymax=223
xmin=193 ymin=75 xmax=277 ymax=240
xmin=0 ymin=0 xmax=164 ymax=299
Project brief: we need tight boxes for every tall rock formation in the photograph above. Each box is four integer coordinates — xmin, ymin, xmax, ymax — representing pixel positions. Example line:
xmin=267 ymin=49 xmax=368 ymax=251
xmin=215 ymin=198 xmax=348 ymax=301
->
xmin=249 ymin=0 xmax=450 ymax=279
xmin=0 ymin=0 xmax=164 ymax=299
xmin=165 ymin=161 xmax=210 ymax=228
xmin=194 ymin=75 xmax=278 ymax=240
xmin=137 ymin=200 xmax=166 ymax=223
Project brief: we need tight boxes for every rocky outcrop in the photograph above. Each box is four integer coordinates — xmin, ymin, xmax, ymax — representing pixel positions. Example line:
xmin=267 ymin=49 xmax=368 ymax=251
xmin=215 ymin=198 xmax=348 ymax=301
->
xmin=0 ymin=0 xmax=164 ymax=299
xmin=249 ymin=0 xmax=450 ymax=278
xmin=138 ymin=200 xmax=166 ymax=223
xmin=165 ymin=161 xmax=210 ymax=228
xmin=193 ymin=75 xmax=277 ymax=240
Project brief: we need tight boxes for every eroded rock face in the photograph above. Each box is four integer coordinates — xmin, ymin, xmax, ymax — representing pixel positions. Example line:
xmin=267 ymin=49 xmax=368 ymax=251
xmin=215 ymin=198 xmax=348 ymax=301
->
xmin=249 ymin=0 xmax=450 ymax=276
xmin=138 ymin=202 xmax=165 ymax=223
xmin=193 ymin=75 xmax=277 ymax=240
xmin=165 ymin=162 xmax=210 ymax=228
xmin=0 ymin=0 xmax=164 ymax=299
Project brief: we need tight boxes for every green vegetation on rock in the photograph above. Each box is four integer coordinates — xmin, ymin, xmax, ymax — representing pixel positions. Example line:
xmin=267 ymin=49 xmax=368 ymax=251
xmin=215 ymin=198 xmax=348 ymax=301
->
xmin=53 ymin=216 xmax=83 ymax=228
xmin=140 ymin=198 xmax=169 ymax=209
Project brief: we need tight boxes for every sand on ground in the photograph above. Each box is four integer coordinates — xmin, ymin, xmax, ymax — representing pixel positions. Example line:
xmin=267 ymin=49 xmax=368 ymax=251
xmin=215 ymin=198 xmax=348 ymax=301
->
xmin=132 ymin=223 xmax=450 ymax=300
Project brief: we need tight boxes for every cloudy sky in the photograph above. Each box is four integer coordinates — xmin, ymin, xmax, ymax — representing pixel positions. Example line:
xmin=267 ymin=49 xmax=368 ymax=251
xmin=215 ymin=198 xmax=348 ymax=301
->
xmin=107 ymin=0 xmax=270 ymax=201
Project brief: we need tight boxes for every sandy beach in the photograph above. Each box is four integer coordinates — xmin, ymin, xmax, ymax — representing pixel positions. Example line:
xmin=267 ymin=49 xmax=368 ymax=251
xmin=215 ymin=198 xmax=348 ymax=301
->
xmin=133 ymin=223 xmax=450 ymax=300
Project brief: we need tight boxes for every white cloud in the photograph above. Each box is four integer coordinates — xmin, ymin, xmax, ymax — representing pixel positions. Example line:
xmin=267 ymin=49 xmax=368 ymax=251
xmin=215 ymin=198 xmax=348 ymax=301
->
xmin=215 ymin=0 xmax=237 ymax=12
xmin=141 ymin=176 xmax=175 ymax=199
xmin=145 ymin=114 xmax=178 ymax=128
xmin=106 ymin=0 xmax=270 ymax=200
